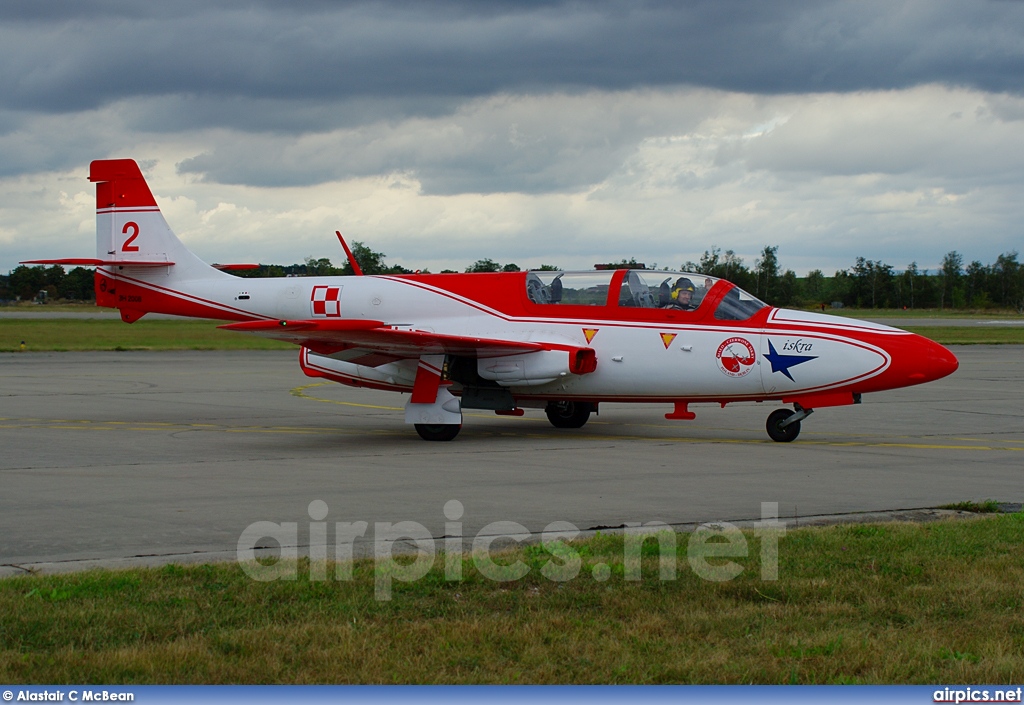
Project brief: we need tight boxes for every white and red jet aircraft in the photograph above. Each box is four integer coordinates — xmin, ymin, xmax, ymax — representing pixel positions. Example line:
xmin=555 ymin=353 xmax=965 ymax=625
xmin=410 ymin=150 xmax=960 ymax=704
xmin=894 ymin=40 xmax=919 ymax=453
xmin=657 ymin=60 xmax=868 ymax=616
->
xmin=25 ymin=159 xmax=959 ymax=442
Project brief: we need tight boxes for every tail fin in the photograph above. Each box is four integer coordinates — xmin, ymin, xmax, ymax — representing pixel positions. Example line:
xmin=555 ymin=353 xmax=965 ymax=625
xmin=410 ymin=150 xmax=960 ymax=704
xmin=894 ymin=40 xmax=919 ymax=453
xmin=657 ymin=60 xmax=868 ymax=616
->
xmin=89 ymin=159 xmax=234 ymax=321
xmin=91 ymin=159 xmax=215 ymax=273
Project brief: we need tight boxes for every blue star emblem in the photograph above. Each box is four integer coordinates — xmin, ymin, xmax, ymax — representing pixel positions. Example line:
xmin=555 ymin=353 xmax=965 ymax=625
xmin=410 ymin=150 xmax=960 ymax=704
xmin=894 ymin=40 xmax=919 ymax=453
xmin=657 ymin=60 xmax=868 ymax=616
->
xmin=764 ymin=340 xmax=817 ymax=381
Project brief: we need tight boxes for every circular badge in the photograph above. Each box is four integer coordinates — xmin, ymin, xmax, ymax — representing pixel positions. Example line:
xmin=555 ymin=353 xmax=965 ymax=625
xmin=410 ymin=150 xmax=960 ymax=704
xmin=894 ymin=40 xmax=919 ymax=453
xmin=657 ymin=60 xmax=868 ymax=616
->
xmin=716 ymin=337 xmax=756 ymax=378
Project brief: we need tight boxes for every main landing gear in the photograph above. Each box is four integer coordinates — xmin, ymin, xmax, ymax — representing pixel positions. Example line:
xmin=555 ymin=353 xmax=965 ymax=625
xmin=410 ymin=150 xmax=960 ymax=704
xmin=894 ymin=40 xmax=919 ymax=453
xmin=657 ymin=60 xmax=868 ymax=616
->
xmin=766 ymin=404 xmax=814 ymax=443
xmin=545 ymin=401 xmax=594 ymax=429
xmin=415 ymin=403 xmax=813 ymax=441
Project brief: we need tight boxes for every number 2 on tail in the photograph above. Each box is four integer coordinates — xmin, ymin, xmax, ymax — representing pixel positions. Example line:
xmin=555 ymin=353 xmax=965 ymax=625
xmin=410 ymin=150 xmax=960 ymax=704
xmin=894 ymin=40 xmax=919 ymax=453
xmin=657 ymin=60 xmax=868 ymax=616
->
xmin=121 ymin=222 xmax=140 ymax=252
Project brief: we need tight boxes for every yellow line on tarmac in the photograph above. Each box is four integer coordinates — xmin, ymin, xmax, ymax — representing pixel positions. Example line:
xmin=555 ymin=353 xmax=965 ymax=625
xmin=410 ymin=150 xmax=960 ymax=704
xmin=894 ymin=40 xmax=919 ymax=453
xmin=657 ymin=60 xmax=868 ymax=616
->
xmin=223 ymin=428 xmax=324 ymax=435
xmin=286 ymin=386 xmax=1024 ymax=449
xmin=806 ymin=440 xmax=1010 ymax=451
xmin=0 ymin=418 xmax=342 ymax=436
xmin=290 ymin=383 xmax=403 ymax=411
xmin=289 ymin=382 xmax=545 ymax=421
xmin=952 ymin=437 xmax=1024 ymax=446
xmin=529 ymin=432 xmax=1022 ymax=451
xmin=4 ymin=412 xmax=1021 ymax=452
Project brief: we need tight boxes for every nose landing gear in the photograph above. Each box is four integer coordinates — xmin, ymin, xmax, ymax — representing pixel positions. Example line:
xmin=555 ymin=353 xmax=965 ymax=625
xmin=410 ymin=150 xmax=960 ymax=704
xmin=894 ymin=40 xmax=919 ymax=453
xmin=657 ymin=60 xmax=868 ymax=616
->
xmin=766 ymin=404 xmax=814 ymax=443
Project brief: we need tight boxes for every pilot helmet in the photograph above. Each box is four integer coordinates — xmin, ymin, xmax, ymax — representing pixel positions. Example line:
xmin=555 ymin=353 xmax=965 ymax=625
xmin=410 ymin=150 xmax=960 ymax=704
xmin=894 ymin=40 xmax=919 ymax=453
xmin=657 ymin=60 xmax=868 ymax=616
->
xmin=671 ymin=277 xmax=695 ymax=300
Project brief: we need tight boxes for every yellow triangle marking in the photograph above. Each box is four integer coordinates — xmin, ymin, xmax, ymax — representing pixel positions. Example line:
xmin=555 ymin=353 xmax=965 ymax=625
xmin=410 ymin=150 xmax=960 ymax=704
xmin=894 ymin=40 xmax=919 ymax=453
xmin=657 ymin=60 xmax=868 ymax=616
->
xmin=660 ymin=332 xmax=677 ymax=349
xmin=583 ymin=328 xmax=599 ymax=344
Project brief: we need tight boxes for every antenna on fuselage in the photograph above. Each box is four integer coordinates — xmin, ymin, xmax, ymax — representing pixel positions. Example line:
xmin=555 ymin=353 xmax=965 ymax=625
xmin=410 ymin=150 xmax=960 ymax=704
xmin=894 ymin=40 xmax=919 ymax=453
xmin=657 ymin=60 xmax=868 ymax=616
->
xmin=335 ymin=231 xmax=364 ymax=276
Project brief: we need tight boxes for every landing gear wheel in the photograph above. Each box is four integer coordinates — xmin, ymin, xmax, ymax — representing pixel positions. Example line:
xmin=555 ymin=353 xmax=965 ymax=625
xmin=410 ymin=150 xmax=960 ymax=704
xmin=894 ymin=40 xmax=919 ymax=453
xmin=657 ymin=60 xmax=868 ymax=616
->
xmin=766 ymin=409 xmax=801 ymax=443
xmin=545 ymin=401 xmax=592 ymax=429
xmin=415 ymin=423 xmax=462 ymax=442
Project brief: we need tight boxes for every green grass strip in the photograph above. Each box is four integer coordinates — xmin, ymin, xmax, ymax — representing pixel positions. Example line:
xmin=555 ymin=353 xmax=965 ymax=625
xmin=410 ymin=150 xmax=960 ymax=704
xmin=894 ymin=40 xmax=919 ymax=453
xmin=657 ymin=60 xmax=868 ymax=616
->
xmin=825 ymin=308 xmax=1023 ymax=319
xmin=2 ymin=514 xmax=1023 ymax=684
xmin=0 ymin=319 xmax=291 ymax=351
xmin=903 ymin=326 xmax=1024 ymax=345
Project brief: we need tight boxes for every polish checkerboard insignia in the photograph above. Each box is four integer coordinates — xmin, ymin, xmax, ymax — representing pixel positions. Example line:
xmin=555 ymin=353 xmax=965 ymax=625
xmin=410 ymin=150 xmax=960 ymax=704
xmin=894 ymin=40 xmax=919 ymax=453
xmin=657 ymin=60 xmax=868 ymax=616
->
xmin=311 ymin=286 xmax=343 ymax=317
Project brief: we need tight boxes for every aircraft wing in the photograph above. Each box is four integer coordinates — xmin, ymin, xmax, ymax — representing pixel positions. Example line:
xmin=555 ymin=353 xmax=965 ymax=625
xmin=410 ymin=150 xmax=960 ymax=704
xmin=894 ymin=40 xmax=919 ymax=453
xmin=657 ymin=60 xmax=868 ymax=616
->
xmin=220 ymin=319 xmax=549 ymax=358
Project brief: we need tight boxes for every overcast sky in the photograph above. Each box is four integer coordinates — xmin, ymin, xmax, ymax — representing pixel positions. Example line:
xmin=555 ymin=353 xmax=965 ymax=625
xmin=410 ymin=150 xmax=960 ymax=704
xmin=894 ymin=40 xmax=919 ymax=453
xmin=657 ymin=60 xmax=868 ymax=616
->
xmin=3 ymin=0 xmax=1024 ymax=275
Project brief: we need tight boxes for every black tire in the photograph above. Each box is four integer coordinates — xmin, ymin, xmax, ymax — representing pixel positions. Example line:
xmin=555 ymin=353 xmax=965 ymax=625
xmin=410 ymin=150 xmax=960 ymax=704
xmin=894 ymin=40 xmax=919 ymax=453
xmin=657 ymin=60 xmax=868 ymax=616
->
xmin=415 ymin=423 xmax=462 ymax=441
xmin=545 ymin=401 xmax=593 ymax=429
xmin=766 ymin=409 xmax=801 ymax=443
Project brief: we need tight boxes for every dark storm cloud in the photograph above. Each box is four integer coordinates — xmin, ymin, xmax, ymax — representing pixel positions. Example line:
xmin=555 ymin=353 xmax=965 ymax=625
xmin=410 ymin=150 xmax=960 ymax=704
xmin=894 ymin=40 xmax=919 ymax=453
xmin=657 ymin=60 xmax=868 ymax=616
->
xmin=120 ymin=94 xmax=465 ymax=134
xmin=2 ymin=0 xmax=1023 ymax=127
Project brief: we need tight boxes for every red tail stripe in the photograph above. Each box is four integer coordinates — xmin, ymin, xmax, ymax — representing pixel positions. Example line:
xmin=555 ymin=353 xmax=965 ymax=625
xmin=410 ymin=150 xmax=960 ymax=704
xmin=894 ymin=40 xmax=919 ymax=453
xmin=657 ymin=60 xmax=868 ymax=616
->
xmin=91 ymin=159 xmax=158 ymax=209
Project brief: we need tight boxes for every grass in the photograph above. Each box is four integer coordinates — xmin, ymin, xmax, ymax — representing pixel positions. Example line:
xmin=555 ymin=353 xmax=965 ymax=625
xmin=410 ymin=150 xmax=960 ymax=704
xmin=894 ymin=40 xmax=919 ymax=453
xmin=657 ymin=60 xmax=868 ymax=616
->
xmin=2 ymin=316 xmax=1023 ymax=351
xmin=0 ymin=302 xmax=106 ymax=313
xmin=2 ymin=514 xmax=1023 ymax=684
xmin=901 ymin=327 xmax=1024 ymax=345
xmin=825 ymin=307 xmax=1024 ymax=318
xmin=0 ymin=319 xmax=291 ymax=352
xmin=939 ymin=500 xmax=1003 ymax=514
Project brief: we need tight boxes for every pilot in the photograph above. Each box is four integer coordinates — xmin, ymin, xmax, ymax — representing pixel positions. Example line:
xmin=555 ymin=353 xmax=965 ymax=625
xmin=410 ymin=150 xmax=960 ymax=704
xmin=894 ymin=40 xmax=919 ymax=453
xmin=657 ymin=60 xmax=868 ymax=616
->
xmin=662 ymin=277 xmax=696 ymax=310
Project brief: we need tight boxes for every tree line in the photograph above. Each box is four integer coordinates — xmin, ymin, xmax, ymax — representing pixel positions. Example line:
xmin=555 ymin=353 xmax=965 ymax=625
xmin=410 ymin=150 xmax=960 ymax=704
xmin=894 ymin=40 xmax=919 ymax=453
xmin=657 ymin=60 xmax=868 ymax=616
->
xmin=1 ymin=264 xmax=95 ymax=303
xmin=3 ymin=243 xmax=1023 ymax=312
xmin=683 ymin=246 xmax=1024 ymax=313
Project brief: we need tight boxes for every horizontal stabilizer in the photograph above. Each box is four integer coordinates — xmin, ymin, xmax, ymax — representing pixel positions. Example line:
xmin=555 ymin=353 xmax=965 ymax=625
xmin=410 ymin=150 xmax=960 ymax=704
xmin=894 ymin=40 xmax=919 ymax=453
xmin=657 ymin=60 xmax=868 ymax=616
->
xmin=20 ymin=258 xmax=175 ymax=267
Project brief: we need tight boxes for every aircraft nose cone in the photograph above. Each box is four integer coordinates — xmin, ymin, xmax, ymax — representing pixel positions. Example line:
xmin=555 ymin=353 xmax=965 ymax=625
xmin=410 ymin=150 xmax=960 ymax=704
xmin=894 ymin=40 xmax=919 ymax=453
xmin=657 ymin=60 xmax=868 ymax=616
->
xmin=892 ymin=335 xmax=958 ymax=387
xmin=929 ymin=341 xmax=959 ymax=381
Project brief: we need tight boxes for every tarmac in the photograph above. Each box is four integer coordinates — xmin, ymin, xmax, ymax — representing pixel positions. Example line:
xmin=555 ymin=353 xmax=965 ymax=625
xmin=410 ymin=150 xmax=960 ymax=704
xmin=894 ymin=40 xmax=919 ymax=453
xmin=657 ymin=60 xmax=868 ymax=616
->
xmin=1 ymin=345 xmax=1022 ymax=576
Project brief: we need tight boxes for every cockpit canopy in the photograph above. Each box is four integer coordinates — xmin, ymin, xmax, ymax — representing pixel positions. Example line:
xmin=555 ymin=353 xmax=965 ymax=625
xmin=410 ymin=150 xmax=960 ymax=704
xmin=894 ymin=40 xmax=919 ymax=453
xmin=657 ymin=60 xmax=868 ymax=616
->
xmin=525 ymin=269 xmax=768 ymax=321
